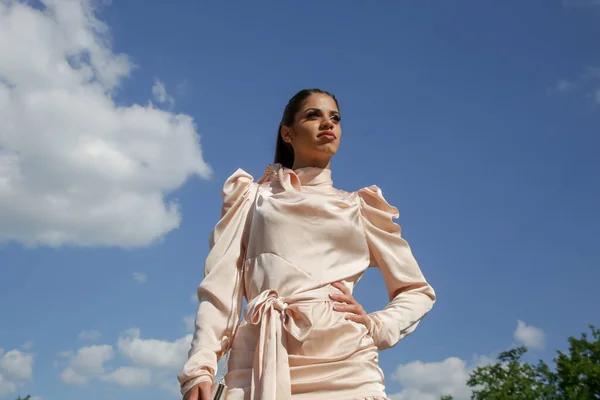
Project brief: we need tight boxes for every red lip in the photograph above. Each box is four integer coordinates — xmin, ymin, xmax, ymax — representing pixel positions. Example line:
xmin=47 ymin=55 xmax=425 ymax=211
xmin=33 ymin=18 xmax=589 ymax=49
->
xmin=318 ymin=130 xmax=337 ymax=140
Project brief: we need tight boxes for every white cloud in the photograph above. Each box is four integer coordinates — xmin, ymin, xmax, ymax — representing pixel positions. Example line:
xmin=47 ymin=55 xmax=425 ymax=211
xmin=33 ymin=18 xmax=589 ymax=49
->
xmin=175 ymin=80 xmax=190 ymax=97
xmin=389 ymin=388 xmax=437 ymax=400
xmin=78 ymin=329 xmax=102 ymax=341
xmin=117 ymin=328 xmax=191 ymax=370
xmin=389 ymin=320 xmax=546 ymax=399
xmin=132 ymin=272 xmax=147 ymax=283
xmin=514 ymin=320 xmax=545 ymax=349
xmin=0 ymin=372 xmax=17 ymax=396
xmin=391 ymin=358 xmax=470 ymax=400
xmin=389 ymin=355 xmax=494 ymax=400
xmin=101 ymin=366 xmax=152 ymax=387
xmin=152 ymin=78 xmax=174 ymax=107
xmin=0 ymin=348 xmax=35 ymax=396
xmin=191 ymin=293 xmax=198 ymax=303
xmin=556 ymin=79 xmax=573 ymax=92
xmin=58 ymin=326 xmax=193 ymax=394
xmin=582 ymin=67 xmax=600 ymax=79
xmin=1 ymin=349 xmax=33 ymax=380
xmin=60 ymin=344 xmax=113 ymax=385
xmin=552 ymin=67 xmax=600 ymax=105
xmin=0 ymin=0 xmax=211 ymax=249
xmin=21 ymin=341 xmax=34 ymax=350
xmin=58 ymin=350 xmax=73 ymax=358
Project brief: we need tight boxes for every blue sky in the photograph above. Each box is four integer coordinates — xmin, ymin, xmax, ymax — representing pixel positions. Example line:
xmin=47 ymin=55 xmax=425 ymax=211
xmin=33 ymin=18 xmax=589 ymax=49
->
xmin=1 ymin=1 xmax=599 ymax=399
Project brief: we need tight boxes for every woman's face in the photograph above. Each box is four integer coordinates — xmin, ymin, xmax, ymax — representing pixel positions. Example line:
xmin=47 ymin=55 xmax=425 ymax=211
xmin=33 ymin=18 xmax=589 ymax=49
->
xmin=281 ymin=93 xmax=342 ymax=167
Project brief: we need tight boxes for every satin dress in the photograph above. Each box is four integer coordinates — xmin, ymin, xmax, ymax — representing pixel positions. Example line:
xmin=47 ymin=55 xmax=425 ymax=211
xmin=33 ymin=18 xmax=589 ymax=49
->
xmin=178 ymin=164 xmax=436 ymax=400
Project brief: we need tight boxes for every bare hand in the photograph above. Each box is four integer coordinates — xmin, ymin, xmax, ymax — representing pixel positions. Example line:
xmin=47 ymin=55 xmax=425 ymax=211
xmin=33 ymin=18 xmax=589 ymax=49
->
xmin=330 ymin=281 xmax=371 ymax=331
xmin=183 ymin=381 xmax=212 ymax=400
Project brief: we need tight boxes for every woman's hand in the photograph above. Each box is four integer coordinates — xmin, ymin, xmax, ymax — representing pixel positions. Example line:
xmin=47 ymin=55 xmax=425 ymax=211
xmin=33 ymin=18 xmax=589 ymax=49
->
xmin=183 ymin=381 xmax=212 ymax=400
xmin=330 ymin=281 xmax=371 ymax=331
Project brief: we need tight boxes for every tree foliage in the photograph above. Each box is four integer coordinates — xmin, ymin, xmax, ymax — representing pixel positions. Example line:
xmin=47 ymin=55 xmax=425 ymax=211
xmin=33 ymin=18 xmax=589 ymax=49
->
xmin=553 ymin=325 xmax=600 ymax=399
xmin=467 ymin=346 xmax=554 ymax=399
xmin=440 ymin=325 xmax=599 ymax=400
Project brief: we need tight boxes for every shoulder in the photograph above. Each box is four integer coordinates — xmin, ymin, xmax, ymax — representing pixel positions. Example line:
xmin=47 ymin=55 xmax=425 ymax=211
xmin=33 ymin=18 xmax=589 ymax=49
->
xmin=355 ymin=185 xmax=399 ymax=218
xmin=352 ymin=185 xmax=401 ymax=233
xmin=222 ymin=168 xmax=255 ymax=196
xmin=221 ymin=168 xmax=257 ymax=214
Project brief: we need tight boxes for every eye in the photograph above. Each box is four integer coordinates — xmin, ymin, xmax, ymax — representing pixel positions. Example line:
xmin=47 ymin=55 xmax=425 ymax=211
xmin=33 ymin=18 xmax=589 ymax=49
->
xmin=331 ymin=114 xmax=341 ymax=122
xmin=306 ymin=110 xmax=319 ymax=119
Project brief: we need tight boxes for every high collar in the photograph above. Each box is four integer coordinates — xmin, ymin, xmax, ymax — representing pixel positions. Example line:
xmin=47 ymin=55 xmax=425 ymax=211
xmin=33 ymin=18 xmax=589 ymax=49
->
xmin=263 ymin=163 xmax=333 ymax=191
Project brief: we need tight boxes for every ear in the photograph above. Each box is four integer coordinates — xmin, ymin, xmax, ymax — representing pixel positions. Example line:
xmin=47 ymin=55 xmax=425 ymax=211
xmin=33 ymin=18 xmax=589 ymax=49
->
xmin=280 ymin=126 xmax=292 ymax=143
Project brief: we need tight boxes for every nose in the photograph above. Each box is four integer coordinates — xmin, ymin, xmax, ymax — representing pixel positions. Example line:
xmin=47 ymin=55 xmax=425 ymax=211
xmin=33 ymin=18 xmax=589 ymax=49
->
xmin=320 ymin=118 xmax=334 ymax=130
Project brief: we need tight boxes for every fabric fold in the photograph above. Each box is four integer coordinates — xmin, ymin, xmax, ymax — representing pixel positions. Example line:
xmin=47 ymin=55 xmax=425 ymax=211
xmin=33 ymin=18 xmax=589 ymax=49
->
xmin=244 ymin=288 xmax=335 ymax=400
xmin=178 ymin=164 xmax=435 ymax=399
xmin=357 ymin=185 xmax=436 ymax=350
xmin=177 ymin=169 xmax=257 ymax=395
xmin=264 ymin=163 xmax=333 ymax=190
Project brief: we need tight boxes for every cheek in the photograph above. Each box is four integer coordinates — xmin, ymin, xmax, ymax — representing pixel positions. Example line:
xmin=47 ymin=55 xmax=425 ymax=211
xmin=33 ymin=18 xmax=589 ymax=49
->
xmin=335 ymin=128 xmax=342 ymax=142
xmin=293 ymin=124 xmax=318 ymax=141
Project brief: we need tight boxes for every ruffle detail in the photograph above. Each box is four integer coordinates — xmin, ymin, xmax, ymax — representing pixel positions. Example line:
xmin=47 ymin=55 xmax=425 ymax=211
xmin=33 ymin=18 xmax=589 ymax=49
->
xmin=263 ymin=163 xmax=334 ymax=190
xmin=221 ymin=168 xmax=255 ymax=217
xmin=264 ymin=163 xmax=302 ymax=191
xmin=357 ymin=186 xmax=401 ymax=235
xmin=357 ymin=186 xmax=399 ymax=217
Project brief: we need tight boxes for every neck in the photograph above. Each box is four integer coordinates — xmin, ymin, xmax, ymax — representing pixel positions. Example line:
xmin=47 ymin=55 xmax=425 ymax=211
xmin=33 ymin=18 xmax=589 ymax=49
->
xmin=292 ymin=158 xmax=331 ymax=171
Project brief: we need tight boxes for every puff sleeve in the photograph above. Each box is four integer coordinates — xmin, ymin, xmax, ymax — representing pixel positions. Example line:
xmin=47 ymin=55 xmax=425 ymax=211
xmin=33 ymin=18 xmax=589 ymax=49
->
xmin=358 ymin=186 xmax=436 ymax=350
xmin=177 ymin=169 xmax=257 ymax=395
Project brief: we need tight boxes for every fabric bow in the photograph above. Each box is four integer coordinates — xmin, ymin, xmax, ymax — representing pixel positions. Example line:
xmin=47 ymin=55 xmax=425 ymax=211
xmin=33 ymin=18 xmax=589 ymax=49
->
xmin=264 ymin=163 xmax=302 ymax=192
xmin=244 ymin=289 xmax=315 ymax=400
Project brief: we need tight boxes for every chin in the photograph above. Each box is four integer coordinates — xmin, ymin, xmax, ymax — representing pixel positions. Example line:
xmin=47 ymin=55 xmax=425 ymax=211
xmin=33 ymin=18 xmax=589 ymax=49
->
xmin=315 ymin=147 xmax=338 ymax=159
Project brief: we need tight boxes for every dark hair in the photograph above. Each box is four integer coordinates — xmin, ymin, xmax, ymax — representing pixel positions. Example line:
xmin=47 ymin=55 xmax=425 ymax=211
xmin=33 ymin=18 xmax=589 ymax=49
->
xmin=274 ymin=88 xmax=339 ymax=169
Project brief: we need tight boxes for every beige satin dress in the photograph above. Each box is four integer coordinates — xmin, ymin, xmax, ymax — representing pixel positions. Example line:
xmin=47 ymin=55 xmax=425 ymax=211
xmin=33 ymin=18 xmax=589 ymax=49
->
xmin=178 ymin=164 xmax=436 ymax=400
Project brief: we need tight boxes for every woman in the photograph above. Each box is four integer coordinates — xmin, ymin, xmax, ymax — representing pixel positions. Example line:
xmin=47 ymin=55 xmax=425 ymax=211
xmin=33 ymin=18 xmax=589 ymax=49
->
xmin=178 ymin=89 xmax=436 ymax=400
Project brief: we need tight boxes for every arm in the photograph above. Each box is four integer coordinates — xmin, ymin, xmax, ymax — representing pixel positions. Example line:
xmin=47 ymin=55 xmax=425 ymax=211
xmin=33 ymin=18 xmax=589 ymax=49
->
xmin=177 ymin=169 xmax=256 ymax=395
xmin=358 ymin=185 xmax=436 ymax=350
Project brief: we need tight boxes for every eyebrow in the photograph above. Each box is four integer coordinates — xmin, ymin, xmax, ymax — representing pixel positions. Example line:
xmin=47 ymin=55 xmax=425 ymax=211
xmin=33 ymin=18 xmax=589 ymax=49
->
xmin=303 ymin=107 xmax=340 ymax=114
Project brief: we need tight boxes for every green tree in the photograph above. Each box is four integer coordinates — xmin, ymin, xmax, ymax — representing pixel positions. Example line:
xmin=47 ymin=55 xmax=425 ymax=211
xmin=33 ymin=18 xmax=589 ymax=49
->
xmin=466 ymin=347 xmax=554 ymax=400
xmin=553 ymin=325 xmax=600 ymax=400
xmin=440 ymin=326 xmax=599 ymax=400
xmin=16 ymin=396 xmax=31 ymax=400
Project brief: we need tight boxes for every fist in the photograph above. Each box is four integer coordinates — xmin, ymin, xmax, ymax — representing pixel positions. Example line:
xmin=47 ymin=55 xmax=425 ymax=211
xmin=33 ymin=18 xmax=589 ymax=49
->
xmin=183 ymin=381 xmax=212 ymax=400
